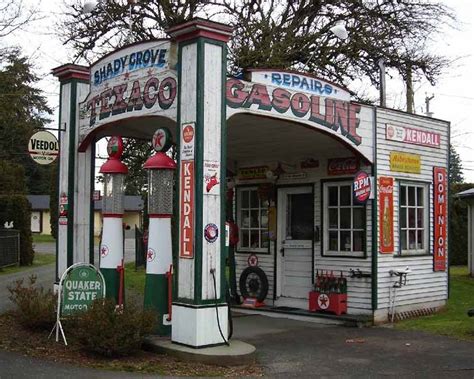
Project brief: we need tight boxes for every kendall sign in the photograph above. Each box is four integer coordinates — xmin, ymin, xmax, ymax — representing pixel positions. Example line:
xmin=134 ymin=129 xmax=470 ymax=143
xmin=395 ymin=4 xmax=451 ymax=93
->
xmin=78 ymin=40 xmax=178 ymax=150
xmin=386 ymin=124 xmax=440 ymax=148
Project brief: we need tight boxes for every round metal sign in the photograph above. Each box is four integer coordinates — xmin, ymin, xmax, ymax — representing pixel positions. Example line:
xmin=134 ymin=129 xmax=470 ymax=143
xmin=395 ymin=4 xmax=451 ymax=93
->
xmin=353 ymin=170 xmax=371 ymax=203
xmin=107 ymin=136 xmax=124 ymax=158
xmin=28 ymin=131 xmax=59 ymax=165
xmin=152 ymin=128 xmax=172 ymax=152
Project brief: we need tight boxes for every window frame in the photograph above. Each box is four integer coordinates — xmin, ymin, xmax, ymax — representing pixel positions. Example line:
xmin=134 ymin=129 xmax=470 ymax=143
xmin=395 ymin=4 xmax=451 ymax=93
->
xmin=321 ymin=180 xmax=367 ymax=258
xmin=397 ymin=181 xmax=430 ymax=256
xmin=236 ymin=186 xmax=270 ymax=254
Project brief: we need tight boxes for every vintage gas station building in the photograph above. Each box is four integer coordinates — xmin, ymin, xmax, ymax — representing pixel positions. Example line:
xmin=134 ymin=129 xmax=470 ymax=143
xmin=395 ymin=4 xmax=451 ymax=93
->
xmin=52 ymin=18 xmax=449 ymax=340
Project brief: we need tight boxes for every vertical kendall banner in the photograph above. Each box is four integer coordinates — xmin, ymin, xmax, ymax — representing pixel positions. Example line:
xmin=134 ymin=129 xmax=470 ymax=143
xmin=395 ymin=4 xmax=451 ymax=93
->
xmin=179 ymin=123 xmax=196 ymax=259
xmin=433 ymin=167 xmax=447 ymax=271
xmin=379 ymin=177 xmax=394 ymax=253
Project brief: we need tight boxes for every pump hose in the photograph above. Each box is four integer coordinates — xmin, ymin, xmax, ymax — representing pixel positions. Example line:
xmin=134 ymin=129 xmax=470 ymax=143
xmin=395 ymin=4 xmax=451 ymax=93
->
xmin=211 ymin=269 xmax=229 ymax=346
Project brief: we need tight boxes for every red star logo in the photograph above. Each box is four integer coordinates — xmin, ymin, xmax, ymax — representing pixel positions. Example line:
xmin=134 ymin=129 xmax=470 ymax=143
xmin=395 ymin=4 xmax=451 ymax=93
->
xmin=154 ymin=132 xmax=164 ymax=147
xmin=123 ymin=72 xmax=130 ymax=80
xmin=147 ymin=68 xmax=154 ymax=77
xmin=101 ymin=246 xmax=108 ymax=257
xmin=319 ymin=296 xmax=328 ymax=307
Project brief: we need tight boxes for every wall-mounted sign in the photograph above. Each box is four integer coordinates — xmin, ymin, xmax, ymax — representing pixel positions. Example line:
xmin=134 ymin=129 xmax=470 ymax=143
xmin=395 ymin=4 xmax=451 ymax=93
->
xmin=386 ymin=124 xmax=440 ymax=148
xmin=279 ymin=172 xmax=307 ymax=181
xmin=300 ymin=158 xmax=319 ymax=169
xmin=328 ymin=157 xmax=359 ymax=176
xmin=353 ymin=171 xmax=371 ymax=203
xmin=179 ymin=122 xmax=195 ymax=259
xmin=248 ymin=70 xmax=351 ymax=101
xmin=204 ymin=223 xmax=219 ymax=243
xmin=238 ymin=166 xmax=269 ymax=180
xmin=78 ymin=40 xmax=178 ymax=151
xmin=433 ymin=167 xmax=447 ymax=271
xmin=247 ymin=254 xmax=258 ymax=267
xmin=204 ymin=160 xmax=220 ymax=195
xmin=226 ymin=78 xmax=367 ymax=150
xmin=390 ymin=152 xmax=421 ymax=174
xmin=28 ymin=131 xmax=59 ymax=165
xmin=92 ymin=190 xmax=101 ymax=201
xmin=378 ymin=177 xmax=394 ymax=253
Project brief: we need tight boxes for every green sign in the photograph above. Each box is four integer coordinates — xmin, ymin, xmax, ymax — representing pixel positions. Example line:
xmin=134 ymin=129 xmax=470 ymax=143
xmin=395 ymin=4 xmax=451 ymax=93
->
xmin=60 ymin=264 xmax=106 ymax=316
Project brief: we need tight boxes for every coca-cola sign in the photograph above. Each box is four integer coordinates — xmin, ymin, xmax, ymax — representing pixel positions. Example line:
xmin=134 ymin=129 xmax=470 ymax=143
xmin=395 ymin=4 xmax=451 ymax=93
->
xmin=327 ymin=157 xmax=359 ymax=176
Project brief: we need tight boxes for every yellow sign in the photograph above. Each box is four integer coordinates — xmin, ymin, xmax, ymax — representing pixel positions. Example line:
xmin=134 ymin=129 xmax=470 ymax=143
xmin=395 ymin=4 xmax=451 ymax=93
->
xmin=390 ymin=152 xmax=421 ymax=174
xmin=238 ymin=166 xmax=269 ymax=180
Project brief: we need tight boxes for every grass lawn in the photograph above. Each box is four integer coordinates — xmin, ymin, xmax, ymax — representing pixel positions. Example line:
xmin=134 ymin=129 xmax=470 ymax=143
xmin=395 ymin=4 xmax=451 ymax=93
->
xmin=0 ymin=254 xmax=56 ymax=275
xmin=32 ymin=234 xmax=56 ymax=243
xmin=125 ymin=262 xmax=146 ymax=295
xmin=396 ymin=266 xmax=474 ymax=340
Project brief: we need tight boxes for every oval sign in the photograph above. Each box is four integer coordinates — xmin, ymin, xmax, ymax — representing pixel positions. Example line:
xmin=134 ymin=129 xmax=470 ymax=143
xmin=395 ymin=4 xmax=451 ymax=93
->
xmin=353 ymin=170 xmax=371 ymax=203
xmin=28 ymin=131 xmax=59 ymax=165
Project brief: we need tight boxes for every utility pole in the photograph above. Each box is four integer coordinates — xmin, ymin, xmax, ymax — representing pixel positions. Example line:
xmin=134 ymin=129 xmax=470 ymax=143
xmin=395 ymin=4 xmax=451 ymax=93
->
xmin=425 ymin=93 xmax=435 ymax=118
xmin=406 ymin=63 xmax=414 ymax=114
xmin=378 ymin=59 xmax=386 ymax=107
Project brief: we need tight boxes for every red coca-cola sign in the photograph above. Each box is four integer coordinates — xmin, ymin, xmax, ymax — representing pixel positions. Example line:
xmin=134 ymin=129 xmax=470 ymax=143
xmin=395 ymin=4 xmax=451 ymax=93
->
xmin=327 ymin=157 xmax=359 ymax=176
xmin=353 ymin=171 xmax=371 ymax=203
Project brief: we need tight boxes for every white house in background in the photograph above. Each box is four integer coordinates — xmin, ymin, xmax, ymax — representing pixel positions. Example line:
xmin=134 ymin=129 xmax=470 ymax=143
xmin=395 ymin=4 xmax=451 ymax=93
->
xmin=456 ymin=188 xmax=474 ymax=277
xmin=27 ymin=195 xmax=144 ymax=237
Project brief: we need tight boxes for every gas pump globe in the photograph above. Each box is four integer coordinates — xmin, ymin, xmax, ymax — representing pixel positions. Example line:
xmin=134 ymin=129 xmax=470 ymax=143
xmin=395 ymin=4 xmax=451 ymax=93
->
xmin=143 ymin=128 xmax=176 ymax=336
xmin=99 ymin=136 xmax=128 ymax=304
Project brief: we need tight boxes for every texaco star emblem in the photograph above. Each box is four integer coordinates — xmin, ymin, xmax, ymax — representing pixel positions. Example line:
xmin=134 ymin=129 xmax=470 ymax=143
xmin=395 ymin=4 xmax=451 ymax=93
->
xmin=100 ymin=245 xmax=109 ymax=258
xmin=318 ymin=293 xmax=330 ymax=310
xmin=147 ymin=248 xmax=156 ymax=262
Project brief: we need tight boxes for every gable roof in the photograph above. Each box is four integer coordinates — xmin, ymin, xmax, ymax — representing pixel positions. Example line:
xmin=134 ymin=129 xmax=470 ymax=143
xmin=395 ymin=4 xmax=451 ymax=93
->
xmin=456 ymin=188 xmax=474 ymax=199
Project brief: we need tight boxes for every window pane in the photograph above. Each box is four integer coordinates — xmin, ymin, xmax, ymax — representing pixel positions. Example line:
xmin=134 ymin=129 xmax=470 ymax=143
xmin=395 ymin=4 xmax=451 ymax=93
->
xmin=401 ymin=230 xmax=407 ymax=250
xmin=417 ymin=187 xmax=424 ymax=206
xmin=289 ymin=193 xmax=313 ymax=239
xmin=340 ymin=230 xmax=351 ymax=251
xmin=340 ymin=208 xmax=351 ymax=229
xmin=353 ymin=231 xmax=365 ymax=252
xmin=261 ymin=209 xmax=268 ymax=227
xmin=329 ymin=208 xmax=338 ymax=229
xmin=250 ymin=230 xmax=259 ymax=248
xmin=250 ymin=191 xmax=259 ymax=208
xmin=329 ymin=231 xmax=338 ymax=250
xmin=408 ymin=186 xmax=416 ymax=206
xmin=241 ymin=230 xmax=249 ymax=248
xmin=417 ymin=230 xmax=424 ymax=250
xmin=328 ymin=186 xmax=338 ymax=206
xmin=408 ymin=208 xmax=416 ymax=228
xmin=340 ymin=186 xmax=351 ymax=206
xmin=242 ymin=191 xmax=249 ymax=208
xmin=417 ymin=208 xmax=423 ymax=228
xmin=261 ymin=231 xmax=269 ymax=248
xmin=353 ymin=207 xmax=365 ymax=229
xmin=400 ymin=207 xmax=407 ymax=228
xmin=409 ymin=230 xmax=416 ymax=249
xmin=250 ymin=210 xmax=259 ymax=227
xmin=242 ymin=211 xmax=250 ymax=228
xmin=401 ymin=186 xmax=407 ymax=205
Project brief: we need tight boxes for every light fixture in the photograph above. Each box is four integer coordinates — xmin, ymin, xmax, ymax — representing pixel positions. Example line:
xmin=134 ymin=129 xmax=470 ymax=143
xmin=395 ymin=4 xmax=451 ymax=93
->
xmin=330 ymin=21 xmax=348 ymax=40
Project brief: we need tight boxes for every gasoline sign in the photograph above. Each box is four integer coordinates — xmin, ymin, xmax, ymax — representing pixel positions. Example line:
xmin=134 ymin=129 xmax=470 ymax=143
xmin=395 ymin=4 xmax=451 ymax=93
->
xmin=28 ymin=131 xmax=59 ymax=165
xmin=60 ymin=263 xmax=106 ymax=316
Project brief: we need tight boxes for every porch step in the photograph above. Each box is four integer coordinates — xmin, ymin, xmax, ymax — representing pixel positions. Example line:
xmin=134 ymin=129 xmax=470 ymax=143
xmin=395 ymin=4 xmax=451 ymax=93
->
xmin=232 ymin=305 xmax=372 ymax=327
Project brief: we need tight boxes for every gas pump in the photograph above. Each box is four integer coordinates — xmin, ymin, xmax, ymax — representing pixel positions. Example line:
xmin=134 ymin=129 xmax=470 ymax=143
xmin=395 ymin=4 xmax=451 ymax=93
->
xmin=99 ymin=136 xmax=128 ymax=304
xmin=143 ymin=128 xmax=176 ymax=335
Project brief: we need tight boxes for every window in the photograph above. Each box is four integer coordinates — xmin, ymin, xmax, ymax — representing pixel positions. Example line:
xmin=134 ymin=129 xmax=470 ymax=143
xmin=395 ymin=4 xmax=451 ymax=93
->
xmin=399 ymin=183 xmax=428 ymax=254
xmin=237 ymin=188 xmax=269 ymax=252
xmin=324 ymin=182 xmax=366 ymax=256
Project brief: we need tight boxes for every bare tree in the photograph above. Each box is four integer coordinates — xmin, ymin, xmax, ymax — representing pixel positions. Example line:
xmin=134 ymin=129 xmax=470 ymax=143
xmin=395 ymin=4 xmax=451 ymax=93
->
xmin=59 ymin=0 xmax=455 ymax=100
xmin=0 ymin=0 xmax=40 ymax=38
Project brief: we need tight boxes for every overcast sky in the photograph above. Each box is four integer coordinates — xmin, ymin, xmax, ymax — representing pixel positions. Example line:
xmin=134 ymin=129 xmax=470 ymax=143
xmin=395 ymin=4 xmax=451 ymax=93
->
xmin=4 ymin=0 xmax=474 ymax=181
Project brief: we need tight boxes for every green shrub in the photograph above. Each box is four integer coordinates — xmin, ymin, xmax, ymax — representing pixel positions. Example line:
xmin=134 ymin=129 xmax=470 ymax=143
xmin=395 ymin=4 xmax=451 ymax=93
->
xmin=7 ymin=275 xmax=56 ymax=330
xmin=75 ymin=299 xmax=155 ymax=357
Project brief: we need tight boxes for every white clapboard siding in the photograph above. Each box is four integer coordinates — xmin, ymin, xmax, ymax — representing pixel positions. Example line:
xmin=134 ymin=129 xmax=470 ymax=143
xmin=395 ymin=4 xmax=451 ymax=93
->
xmin=376 ymin=108 xmax=449 ymax=311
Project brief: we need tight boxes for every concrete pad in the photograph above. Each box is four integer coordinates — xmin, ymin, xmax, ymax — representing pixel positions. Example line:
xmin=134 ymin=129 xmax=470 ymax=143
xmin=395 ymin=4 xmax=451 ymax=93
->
xmin=144 ymin=337 xmax=256 ymax=366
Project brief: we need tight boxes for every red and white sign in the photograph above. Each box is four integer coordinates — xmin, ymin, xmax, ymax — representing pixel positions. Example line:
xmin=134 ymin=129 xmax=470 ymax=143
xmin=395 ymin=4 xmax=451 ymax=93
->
xmin=317 ymin=293 xmax=330 ymax=310
xmin=204 ymin=160 xmax=220 ymax=195
xmin=181 ymin=123 xmax=195 ymax=160
xmin=247 ymin=254 xmax=258 ymax=267
xmin=353 ymin=171 xmax=371 ymax=203
xmin=179 ymin=160 xmax=194 ymax=259
xmin=386 ymin=124 xmax=441 ymax=148
xmin=28 ymin=131 xmax=59 ymax=165
xmin=379 ymin=177 xmax=394 ymax=253
xmin=433 ymin=167 xmax=447 ymax=271
xmin=328 ymin=157 xmax=359 ymax=176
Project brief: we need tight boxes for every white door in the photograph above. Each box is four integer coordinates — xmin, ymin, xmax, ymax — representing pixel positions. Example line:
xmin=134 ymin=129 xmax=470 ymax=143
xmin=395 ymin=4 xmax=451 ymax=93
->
xmin=31 ymin=211 xmax=41 ymax=233
xmin=277 ymin=187 xmax=314 ymax=300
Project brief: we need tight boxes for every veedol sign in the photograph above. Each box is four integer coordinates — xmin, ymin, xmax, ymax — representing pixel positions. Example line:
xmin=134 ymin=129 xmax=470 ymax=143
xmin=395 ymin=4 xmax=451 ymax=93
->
xmin=78 ymin=40 xmax=178 ymax=148
xmin=28 ymin=131 xmax=59 ymax=165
